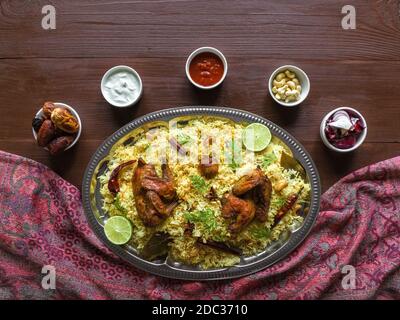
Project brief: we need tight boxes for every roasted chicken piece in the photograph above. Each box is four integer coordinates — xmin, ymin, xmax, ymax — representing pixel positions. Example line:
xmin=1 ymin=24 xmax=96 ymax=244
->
xmin=221 ymin=193 xmax=256 ymax=233
xmin=132 ymin=158 xmax=178 ymax=226
xmin=253 ymin=173 xmax=272 ymax=222
xmin=222 ymin=168 xmax=272 ymax=232
xmin=141 ymin=163 xmax=177 ymax=201
xmin=232 ymin=168 xmax=264 ymax=196
xmin=232 ymin=167 xmax=272 ymax=222
xmin=134 ymin=190 xmax=164 ymax=227
xmin=146 ymin=190 xmax=177 ymax=216
xmin=198 ymin=155 xmax=219 ymax=179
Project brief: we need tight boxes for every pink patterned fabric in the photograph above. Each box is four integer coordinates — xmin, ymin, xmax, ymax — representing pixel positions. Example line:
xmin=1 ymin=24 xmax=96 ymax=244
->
xmin=0 ymin=150 xmax=399 ymax=300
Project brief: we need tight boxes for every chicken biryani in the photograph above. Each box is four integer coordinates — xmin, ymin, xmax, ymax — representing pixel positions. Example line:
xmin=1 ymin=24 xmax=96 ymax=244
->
xmin=99 ymin=116 xmax=310 ymax=269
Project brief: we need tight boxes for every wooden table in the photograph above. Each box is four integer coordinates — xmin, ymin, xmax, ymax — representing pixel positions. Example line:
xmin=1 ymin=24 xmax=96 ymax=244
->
xmin=1 ymin=0 xmax=399 ymax=192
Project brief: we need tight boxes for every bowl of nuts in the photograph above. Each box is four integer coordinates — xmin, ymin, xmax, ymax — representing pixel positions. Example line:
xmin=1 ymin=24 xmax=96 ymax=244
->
xmin=268 ymin=65 xmax=310 ymax=107
xmin=32 ymin=102 xmax=82 ymax=156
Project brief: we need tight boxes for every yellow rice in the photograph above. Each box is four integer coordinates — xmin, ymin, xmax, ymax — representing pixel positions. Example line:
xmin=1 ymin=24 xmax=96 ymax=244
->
xmin=99 ymin=117 xmax=310 ymax=269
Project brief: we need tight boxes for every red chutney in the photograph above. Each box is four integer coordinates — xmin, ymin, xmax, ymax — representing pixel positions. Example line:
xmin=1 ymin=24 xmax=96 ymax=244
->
xmin=189 ymin=52 xmax=224 ymax=87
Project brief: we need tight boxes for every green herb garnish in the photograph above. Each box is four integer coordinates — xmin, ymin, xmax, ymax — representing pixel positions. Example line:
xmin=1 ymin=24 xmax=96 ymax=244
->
xmin=260 ymin=153 xmax=277 ymax=169
xmin=177 ymin=133 xmax=192 ymax=145
xmin=272 ymin=196 xmax=286 ymax=208
xmin=229 ymin=161 xmax=241 ymax=170
xmin=113 ymin=194 xmax=127 ymax=214
xmin=184 ymin=208 xmax=217 ymax=231
xmin=143 ymin=142 xmax=151 ymax=151
xmin=190 ymin=175 xmax=209 ymax=194
xmin=249 ymin=225 xmax=271 ymax=239
xmin=225 ymin=140 xmax=242 ymax=170
xmin=211 ymin=234 xmax=226 ymax=242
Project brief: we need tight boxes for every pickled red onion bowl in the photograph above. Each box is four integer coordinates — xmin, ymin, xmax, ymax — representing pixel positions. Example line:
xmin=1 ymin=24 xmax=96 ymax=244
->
xmin=320 ymin=107 xmax=367 ymax=152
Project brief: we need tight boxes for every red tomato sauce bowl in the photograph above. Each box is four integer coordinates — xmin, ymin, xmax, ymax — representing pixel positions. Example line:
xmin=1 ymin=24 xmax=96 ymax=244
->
xmin=186 ymin=47 xmax=228 ymax=89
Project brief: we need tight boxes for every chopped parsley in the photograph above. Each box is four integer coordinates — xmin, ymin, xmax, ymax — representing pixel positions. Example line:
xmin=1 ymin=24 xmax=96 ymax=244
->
xmin=228 ymin=161 xmax=240 ymax=170
xmin=225 ymin=140 xmax=242 ymax=170
xmin=184 ymin=208 xmax=217 ymax=232
xmin=176 ymin=133 xmax=192 ymax=145
xmin=250 ymin=225 xmax=271 ymax=239
xmin=272 ymin=196 xmax=286 ymax=208
xmin=260 ymin=153 xmax=277 ymax=169
xmin=113 ymin=194 xmax=127 ymax=214
xmin=190 ymin=175 xmax=209 ymax=194
xmin=211 ymin=234 xmax=225 ymax=242
xmin=143 ymin=142 xmax=151 ymax=151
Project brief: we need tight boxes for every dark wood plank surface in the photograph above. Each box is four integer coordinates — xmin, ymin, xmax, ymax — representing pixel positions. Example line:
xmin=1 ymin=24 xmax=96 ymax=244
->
xmin=0 ymin=0 xmax=399 ymax=192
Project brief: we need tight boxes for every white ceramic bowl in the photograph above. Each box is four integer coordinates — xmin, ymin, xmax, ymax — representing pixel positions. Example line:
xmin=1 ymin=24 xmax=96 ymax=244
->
xmin=268 ymin=65 xmax=310 ymax=107
xmin=101 ymin=65 xmax=143 ymax=107
xmin=185 ymin=47 xmax=228 ymax=90
xmin=320 ymin=107 xmax=367 ymax=153
xmin=32 ymin=102 xmax=82 ymax=151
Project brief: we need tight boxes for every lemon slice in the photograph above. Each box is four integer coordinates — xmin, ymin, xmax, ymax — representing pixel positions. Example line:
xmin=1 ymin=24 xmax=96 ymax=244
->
xmin=242 ymin=123 xmax=272 ymax=152
xmin=104 ymin=216 xmax=132 ymax=245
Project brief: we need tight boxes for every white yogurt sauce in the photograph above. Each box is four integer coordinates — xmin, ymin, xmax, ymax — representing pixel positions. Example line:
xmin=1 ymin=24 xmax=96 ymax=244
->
xmin=103 ymin=71 xmax=140 ymax=105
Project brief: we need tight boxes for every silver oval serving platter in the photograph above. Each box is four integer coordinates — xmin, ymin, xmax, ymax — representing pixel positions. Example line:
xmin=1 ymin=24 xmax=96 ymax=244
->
xmin=82 ymin=107 xmax=320 ymax=280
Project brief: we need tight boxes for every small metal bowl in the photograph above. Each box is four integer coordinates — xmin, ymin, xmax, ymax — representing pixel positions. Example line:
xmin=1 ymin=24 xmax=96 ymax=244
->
xmin=32 ymin=102 xmax=82 ymax=151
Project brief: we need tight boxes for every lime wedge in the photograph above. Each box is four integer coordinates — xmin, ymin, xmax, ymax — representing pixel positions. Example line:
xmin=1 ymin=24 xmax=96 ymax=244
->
xmin=242 ymin=123 xmax=272 ymax=152
xmin=104 ymin=216 xmax=132 ymax=245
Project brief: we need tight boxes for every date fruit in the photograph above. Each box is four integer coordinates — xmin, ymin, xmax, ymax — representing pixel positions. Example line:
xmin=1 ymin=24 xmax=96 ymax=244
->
xmin=42 ymin=102 xmax=57 ymax=119
xmin=32 ymin=117 xmax=44 ymax=132
xmin=51 ymin=108 xmax=79 ymax=134
xmin=37 ymin=120 xmax=56 ymax=147
xmin=47 ymin=136 xmax=74 ymax=156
